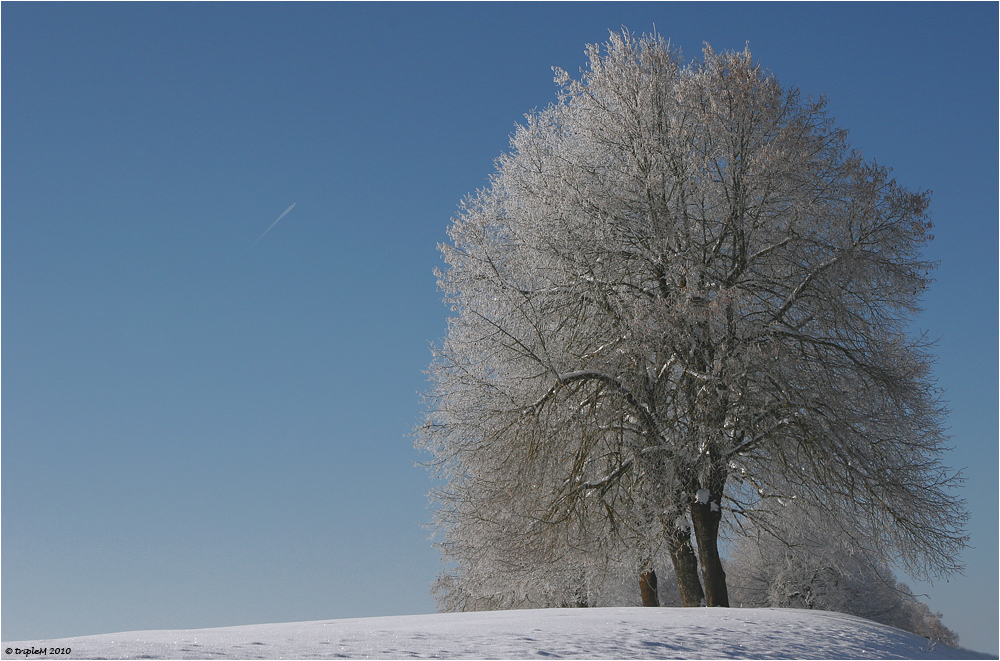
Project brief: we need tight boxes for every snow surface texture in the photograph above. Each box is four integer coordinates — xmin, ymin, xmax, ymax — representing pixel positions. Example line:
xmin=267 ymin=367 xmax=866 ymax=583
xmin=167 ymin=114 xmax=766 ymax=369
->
xmin=3 ymin=607 xmax=991 ymax=660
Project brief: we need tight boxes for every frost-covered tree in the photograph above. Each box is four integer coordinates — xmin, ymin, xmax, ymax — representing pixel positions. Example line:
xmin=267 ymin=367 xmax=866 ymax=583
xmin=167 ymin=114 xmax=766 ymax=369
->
xmin=417 ymin=30 xmax=967 ymax=610
xmin=429 ymin=485 xmax=682 ymax=611
xmin=727 ymin=501 xmax=959 ymax=646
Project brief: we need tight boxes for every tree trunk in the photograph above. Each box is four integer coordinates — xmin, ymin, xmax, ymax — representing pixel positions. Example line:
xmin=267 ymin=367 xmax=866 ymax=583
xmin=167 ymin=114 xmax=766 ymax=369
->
xmin=667 ymin=524 xmax=706 ymax=606
xmin=690 ymin=494 xmax=729 ymax=607
xmin=639 ymin=569 xmax=659 ymax=607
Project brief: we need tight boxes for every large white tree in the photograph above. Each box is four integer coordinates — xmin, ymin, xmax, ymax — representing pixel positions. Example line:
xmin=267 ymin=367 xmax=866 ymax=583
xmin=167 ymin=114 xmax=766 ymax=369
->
xmin=418 ymin=31 xmax=967 ymax=609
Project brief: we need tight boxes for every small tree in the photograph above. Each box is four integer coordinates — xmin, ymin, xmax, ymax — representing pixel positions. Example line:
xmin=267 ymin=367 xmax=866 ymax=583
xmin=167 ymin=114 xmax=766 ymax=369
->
xmin=727 ymin=501 xmax=959 ymax=646
xmin=418 ymin=30 xmax=967 ymax=610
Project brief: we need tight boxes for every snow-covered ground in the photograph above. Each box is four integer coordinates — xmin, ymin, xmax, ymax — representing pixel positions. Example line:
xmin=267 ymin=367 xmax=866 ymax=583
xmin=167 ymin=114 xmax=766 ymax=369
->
xmin=3 ymin=607 xmax=991 ymax=660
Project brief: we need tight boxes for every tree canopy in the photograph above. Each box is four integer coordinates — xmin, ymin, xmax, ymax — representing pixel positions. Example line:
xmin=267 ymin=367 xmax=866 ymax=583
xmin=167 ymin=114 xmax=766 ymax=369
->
xmin=418 ymin=30 xmax=967 ymax=610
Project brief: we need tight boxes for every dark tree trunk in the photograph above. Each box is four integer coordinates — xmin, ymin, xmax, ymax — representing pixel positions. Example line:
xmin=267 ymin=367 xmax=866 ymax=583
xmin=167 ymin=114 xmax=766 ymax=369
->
xmin=689 ymin=487 xmax=729 ymax=607
xmin=667 ymin=523 xmax=706 ymax=607
xmin=639 ymin=569 xmax=659 ymax=607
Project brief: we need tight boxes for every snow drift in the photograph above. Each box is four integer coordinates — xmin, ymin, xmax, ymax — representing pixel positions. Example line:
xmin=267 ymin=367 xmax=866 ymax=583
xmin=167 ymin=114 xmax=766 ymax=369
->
xmin=2 ymin=607 xmax=990 ymax=660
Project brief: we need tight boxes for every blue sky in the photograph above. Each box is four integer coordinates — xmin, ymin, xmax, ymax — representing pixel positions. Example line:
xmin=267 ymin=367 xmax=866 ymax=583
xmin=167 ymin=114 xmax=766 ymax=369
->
xmin=2 ymin=2 xmax=996 ymax=654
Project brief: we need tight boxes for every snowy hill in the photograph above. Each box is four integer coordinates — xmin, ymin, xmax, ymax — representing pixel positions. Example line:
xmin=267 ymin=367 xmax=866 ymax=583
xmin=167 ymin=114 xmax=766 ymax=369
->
xmin=2 ymin=607 xmax=991 ymax=660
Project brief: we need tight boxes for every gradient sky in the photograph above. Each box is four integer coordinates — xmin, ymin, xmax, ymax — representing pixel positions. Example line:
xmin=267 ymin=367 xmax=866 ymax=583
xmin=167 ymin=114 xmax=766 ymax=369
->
xmin=3 ymin=2 xmax=997 ymax=655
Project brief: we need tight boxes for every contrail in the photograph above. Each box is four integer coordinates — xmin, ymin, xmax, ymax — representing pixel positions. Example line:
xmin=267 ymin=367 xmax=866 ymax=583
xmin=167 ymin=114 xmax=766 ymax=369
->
xmin=252 ymin=203 xmax=296 ymax=245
